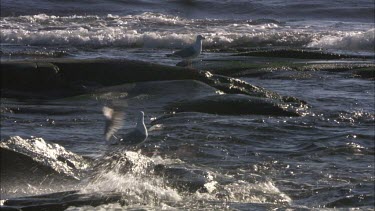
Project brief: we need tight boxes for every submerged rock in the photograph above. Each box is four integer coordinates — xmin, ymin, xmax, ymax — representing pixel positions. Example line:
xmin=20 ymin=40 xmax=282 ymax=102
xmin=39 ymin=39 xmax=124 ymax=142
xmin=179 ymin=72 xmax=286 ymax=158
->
xmin=233 ymin=49 xmax=370 ymax=60
xmin=170 ymin=94 xmax=302 ymax=116
xmin=2 ymin=190 xmax=124 ymax=211
xmin=353 ymin=67 xmax=375 ymax=80
xmin=0 ymin=59 xmax=305 ymax=106
xmin=154 ymin=164 xmax=215 ymax=193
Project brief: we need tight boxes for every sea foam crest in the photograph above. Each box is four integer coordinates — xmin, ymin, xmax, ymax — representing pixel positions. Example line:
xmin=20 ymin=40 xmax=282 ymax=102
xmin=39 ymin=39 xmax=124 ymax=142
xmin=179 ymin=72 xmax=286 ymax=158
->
xmin=194 ymin=179 xmax=292 ymax=206
xmin=307 ymin=29 xmax=375 ymax=51
xmin=1 ymin=13 xmax=373 ymax=52
xmin=0 ymin=13 xmax=284 ymax=49
xmin=82 ymin=150 xmax=182 ymax=206
xmin=222 ymin=180 xmax=291 ymax=204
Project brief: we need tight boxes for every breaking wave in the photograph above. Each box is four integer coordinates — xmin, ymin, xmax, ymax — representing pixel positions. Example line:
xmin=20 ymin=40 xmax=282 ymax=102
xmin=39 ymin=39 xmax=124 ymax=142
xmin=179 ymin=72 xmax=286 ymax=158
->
xmin=1 ymin=13 xmax=374 ymax=52
xmin=307 ymin=29 xmax=375 ymax=51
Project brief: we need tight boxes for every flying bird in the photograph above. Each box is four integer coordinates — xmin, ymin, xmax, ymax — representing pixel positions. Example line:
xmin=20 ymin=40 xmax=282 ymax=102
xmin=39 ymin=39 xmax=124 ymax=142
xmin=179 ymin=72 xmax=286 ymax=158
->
xmin=103 ymin=106 xmax=148 ymax=146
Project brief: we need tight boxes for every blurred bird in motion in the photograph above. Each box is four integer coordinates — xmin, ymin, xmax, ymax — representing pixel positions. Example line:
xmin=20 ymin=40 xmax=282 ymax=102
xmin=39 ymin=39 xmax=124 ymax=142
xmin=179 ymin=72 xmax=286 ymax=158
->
xmin=103 ymin=106 xmax=148 ymax=146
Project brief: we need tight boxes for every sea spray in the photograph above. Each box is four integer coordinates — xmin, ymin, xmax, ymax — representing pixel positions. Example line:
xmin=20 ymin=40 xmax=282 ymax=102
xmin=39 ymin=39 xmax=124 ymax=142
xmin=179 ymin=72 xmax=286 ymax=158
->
xmin=82 ymin=150 xmax=182 ymax=206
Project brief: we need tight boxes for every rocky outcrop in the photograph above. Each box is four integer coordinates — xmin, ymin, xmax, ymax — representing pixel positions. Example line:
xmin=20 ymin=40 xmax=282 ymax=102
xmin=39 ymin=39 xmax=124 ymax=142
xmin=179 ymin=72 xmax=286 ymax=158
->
xmin=0 ymin=59 xmax=305 ymax=107
xmin=0 ymin=136 xmax=90 ymax=187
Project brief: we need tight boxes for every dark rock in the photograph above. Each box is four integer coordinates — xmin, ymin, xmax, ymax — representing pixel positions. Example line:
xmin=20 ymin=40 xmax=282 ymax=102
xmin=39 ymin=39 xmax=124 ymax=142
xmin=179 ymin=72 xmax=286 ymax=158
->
xmin=0 ymin=62 xmax=63 ymax=90
xmin=325 ymin=194 xmax=374 ymax=208
xmin=2 ymin=191 xmax=124 ymax=211
xmin=0 ymin=59 xmax=305 ymax=105
xmin=170 ymin=94 xmax=301 ymax=116
xmin=0 ymin=59 xmax=204 ymax=99
xmin=0 ymin=136 xmax=90 ymax=189
xmin=353 ymin=68 xmax=375 ymax=80
xmin=0 ymin=59 xmax=307 ymax=116
xmin=234 ymin=49 xmax=370 ymax=60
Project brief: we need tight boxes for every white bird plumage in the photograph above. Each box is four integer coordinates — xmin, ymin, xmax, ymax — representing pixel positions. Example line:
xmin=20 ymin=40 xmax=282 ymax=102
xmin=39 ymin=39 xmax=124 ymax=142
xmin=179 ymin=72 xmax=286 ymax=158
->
xmin=168 ymin=35 xmax=205 ymax=67
xmin=103 ymin=107 xmax=148 ymax=146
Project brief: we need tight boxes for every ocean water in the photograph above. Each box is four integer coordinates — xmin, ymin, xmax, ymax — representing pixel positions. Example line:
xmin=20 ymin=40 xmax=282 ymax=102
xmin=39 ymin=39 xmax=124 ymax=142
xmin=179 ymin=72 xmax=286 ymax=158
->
xmin=1 ymin=0 xmax=374 ymax=61
xmin=1 ymin=0 xmax=374 ymax=210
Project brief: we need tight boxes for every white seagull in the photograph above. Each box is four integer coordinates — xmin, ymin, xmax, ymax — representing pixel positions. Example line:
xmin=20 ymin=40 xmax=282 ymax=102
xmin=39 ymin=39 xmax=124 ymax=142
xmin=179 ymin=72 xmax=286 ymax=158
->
xmin=168 ymin=35 xmax=205 ymax=67
xmin=103 ymin=106 xmax=148 ymax=146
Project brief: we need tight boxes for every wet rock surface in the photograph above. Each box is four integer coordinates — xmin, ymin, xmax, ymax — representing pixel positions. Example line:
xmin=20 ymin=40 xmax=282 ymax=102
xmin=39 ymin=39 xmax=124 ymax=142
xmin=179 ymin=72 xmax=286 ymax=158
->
xmin=170 ymin=94 xmax=302 ymax=116
xmin=0 ymin=136 xmax=90 ymax=182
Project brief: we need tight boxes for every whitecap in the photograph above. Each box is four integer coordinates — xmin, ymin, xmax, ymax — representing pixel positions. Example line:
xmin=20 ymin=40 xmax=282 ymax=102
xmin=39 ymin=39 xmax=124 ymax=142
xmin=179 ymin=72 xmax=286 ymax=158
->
xmin=307 ymin=29 xmax=375 ymax=51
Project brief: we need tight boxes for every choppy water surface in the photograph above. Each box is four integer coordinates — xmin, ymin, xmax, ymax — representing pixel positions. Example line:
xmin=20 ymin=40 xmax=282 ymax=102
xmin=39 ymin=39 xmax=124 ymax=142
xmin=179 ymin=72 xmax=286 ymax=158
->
xmin=1 ymin=68 xmax=374 ymax=209
xmin=1 ymin=0 xmax=374 ymax=210
xmin=1 ymin=0 xmax=374 ymax=61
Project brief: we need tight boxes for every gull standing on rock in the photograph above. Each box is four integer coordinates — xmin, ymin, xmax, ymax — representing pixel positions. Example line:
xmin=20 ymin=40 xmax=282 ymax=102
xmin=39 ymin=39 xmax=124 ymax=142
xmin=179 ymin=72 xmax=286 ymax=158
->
xmin=167 ymin=35 xmax=205 ymax=67
xmin=103 ymin=106 xmax=148 ymax=146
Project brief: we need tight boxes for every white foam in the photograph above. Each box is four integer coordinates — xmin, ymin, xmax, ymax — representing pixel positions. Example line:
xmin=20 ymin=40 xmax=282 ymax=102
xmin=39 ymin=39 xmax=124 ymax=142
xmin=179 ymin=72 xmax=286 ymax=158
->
xmin=81 ymin=151 xmax=182 ymax=206
xmin=307 ymin=29 xmax=375 ymax=51
xmin=0 ymin=13 xmax=284 ymax=49
xmin=83 ymin=170 xmax=181 ymax=203
xmin=227 ymin=180 xmax=290 ymax=204
xmin=1 ymin=13 xmax=373 ymax=52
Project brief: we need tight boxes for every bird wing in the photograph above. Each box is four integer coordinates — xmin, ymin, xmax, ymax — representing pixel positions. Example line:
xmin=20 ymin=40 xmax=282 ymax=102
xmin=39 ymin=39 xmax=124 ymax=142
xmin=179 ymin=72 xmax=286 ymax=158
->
xmin=172 ymin=46 xmax=196 ymax=58
xmin=103 ymin=106 xmax=125 ymax=141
